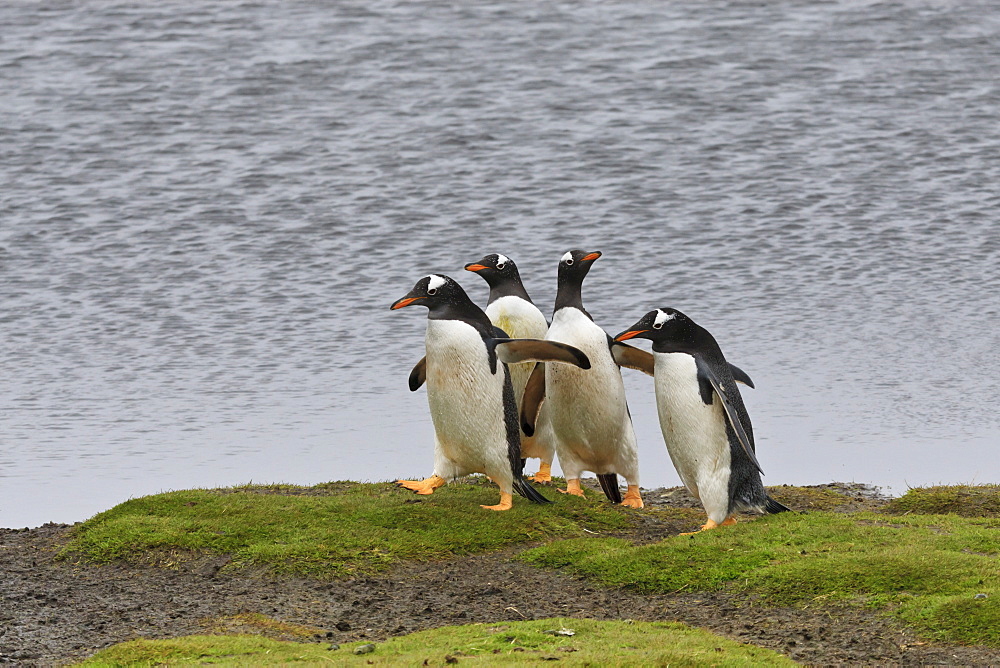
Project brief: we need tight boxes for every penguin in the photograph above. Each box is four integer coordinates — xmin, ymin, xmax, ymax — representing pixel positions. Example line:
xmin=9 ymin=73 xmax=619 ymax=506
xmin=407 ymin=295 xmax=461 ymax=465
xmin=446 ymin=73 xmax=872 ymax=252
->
xmin=614 ymin=307 xmax=790 ymax=532
xmin=464 ymin=253 xmax=555 ymax=483
xmin=520 ymin=250 xmax=644 ymax=509
xmin=390 ymin=274 xmax=591 ymax=510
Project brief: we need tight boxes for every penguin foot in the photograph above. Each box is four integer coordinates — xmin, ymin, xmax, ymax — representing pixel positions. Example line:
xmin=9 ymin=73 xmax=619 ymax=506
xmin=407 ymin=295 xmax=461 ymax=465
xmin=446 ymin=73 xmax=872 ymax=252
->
xmin=481 ymin=493 xmax=514 ymax=511
xmin=396 ymin=475 xmax=446 ymax=495
xmin=557 ymin=478 xmax=585 ymax=497
xmin=621 ymin=485 xmax=643 ymax=509
xmin=680 ymin=516 xmax=737 ymax=535
xmin=527 ymin=462 xmax=552 ymax=484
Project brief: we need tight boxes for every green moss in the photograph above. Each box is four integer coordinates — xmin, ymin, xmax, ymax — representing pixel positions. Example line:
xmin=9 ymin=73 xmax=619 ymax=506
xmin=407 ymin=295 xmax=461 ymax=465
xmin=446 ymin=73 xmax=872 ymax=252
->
xmin=203 ymin=613 xmax=327 ymax=641
xmin=62 ymin=480 xmax=631 ymax=579
xmin=521 ymin=511 xmax=1000 ymax=646
xmin=76 ymin=618 xmax=795 ymax=666
xmin=765 ymin=485 xmax=876 ymax=511
xmin=898 ymin=593 xmax=1000 ymax=645
xmin=884 ymin=485 xmax=1000 ymax=517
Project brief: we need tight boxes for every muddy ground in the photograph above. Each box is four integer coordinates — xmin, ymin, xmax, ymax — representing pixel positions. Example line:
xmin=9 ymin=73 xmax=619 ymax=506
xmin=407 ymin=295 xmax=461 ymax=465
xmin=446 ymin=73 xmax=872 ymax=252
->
xmin=2 ymin=483 xmax=998 ymax=666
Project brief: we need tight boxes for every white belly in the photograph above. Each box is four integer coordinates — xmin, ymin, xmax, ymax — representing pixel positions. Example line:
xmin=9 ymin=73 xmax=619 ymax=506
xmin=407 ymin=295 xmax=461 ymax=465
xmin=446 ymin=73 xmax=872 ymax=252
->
xmin=543 ymin=308 xmax=636 ymax=478
xmin=653 ymin=352 xmax=730 ymax=506
xmin=485 ymin=296 xmax=548 ymax=404
xmin=424 ymin=320 xmax=509 ymax=478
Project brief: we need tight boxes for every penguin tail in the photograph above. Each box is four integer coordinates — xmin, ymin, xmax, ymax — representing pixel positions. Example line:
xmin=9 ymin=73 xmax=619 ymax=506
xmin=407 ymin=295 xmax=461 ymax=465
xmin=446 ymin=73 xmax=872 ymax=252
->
xmin=514 ymin=476 xmax=553 ymax=504
xmin=764 ymin=495 xmax=792 ymax=514
xmin=596 ymin=473 xmax=622 ymax=504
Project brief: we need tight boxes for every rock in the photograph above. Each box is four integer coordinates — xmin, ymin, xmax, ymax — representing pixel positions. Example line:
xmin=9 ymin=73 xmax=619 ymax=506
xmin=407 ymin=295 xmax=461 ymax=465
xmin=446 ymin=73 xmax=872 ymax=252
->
xmin=336 ymin=621 xmax=351 ymax=631
xmin=353 ymin=643 xmax=376 ymax=655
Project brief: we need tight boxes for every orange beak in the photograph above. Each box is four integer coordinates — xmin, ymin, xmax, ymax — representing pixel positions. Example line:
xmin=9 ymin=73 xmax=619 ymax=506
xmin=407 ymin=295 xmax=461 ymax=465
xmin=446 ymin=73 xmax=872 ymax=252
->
xmin=581 ymin=252 xmax=602 ymax=262
xmin=465 ymin=263 xmax=489 ymax=272
xmin=390 ymin=296 xmax=423 ymax=310
xmin=614 ymin=330 xmax=647 ymax=341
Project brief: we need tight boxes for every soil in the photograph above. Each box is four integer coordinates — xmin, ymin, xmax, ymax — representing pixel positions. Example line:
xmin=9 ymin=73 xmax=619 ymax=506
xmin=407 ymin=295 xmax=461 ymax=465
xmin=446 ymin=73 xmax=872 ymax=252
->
xmin=2 ymin=483 xmax=998 ymax=666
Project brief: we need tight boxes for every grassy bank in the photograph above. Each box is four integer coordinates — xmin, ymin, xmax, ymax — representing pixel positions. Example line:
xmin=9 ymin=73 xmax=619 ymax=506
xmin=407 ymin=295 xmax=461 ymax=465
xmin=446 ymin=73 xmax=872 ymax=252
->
xmin=77 ymin=618 xmax=794 ymax=667
xmin=521 ymin=487 xmax=1000 ymax=646
xmin=61 ymin=479 xmax=635 ymax=578
xmin=63 ymin=481 xmax=1000 ymax=655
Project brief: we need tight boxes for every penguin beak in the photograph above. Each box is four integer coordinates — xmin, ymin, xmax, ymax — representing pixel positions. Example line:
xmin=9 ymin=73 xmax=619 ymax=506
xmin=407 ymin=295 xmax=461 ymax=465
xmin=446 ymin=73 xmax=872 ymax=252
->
xmin=581 ymin=251 xmax=602 ymax=262
xmin=464 ymin=263 xmax=489 ymax=272
xmin=390 ymin=295 xmax=424 ymax=310
xmin=614 ymin=329 xmax=647 ymax=341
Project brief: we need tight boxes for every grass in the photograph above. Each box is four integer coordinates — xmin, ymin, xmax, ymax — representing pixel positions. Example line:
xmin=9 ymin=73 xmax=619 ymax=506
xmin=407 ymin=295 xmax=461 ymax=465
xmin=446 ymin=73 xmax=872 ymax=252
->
xmin=62 ymin=482 xmax=1000 ymax=651
xmin=61 ymin=479 xmax=632 ymax=578
xmin=883 ymin=484 xmax=1000 ymax=517
xmin=520 ymin=507 xmax=1000 ymax=646
xmin=75 ymin=618 xmax=794 ymax=667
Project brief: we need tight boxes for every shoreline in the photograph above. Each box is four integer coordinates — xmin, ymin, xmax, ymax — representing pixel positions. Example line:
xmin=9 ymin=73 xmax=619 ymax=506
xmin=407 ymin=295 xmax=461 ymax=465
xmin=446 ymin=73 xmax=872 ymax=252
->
xmin=2 ymin=481 xmax=998 ymax=666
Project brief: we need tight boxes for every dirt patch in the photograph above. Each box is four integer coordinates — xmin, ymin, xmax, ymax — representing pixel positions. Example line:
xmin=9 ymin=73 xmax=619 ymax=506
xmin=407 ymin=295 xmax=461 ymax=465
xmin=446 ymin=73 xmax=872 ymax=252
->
xmin=2 ymin=484 xmax=997 ymax=666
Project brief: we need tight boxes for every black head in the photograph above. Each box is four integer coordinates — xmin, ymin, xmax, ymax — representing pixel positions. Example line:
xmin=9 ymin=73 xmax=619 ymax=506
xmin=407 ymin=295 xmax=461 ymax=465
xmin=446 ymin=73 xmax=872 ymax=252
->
xmin=553 ymin=249 xmax=602 ymax=316
xmin=390 ymin=274 xmax=467 ymax=311
xmin=390 ymin=274 xmax=481 ymax=319
xmin=464 ymin=253 xmax=518 ymax=285
xmin=614 ymin=307 xmax=714 ymax=354
xmin=464 ymin=253 xmax=532 ymax=304
xmin=557 ymin=249 xmax=601 ymax=285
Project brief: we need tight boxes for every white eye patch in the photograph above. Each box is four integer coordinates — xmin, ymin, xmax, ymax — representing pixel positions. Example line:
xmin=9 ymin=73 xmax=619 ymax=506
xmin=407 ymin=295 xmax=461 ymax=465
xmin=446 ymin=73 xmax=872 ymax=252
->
xmin=426 ymin=275 xmax=447 ymax=292
xmin=561 ymin=251 xmax=573 ymax=263
xmin=495 ymin=253 xmax=510 ymax=267
xmin=653 ymin=309 xmax=675 ymax=328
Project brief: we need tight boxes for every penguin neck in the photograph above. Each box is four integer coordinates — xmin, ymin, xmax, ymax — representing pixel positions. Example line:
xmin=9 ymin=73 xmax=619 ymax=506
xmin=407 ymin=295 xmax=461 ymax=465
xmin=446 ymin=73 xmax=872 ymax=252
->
xmin=487 ymin=273 xmax=533 ymax=306
xmin=553 ymin=274 xmax=592 ymax=321
xmin=428 ymin=293 xmax=494 ymax=333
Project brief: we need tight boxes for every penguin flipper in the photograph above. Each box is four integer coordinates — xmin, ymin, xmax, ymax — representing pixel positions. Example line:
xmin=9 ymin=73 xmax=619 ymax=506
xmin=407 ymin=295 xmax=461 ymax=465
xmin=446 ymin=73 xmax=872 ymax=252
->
xmin=408 ymin=357 xmax=427 ymax=391
xmin=520 ymin=363 xmax=546 ymax=437
xmin=596 ymin=473 xmax=623 ymax=503
xmin=695 ymin=358 xmax=764 ymax=475
xmin=728 ymin=363 xmax=755 ymax=389
xmin=495 ymin=339 xmax=590 ymax=369
xmin=610 ymin=340 xmax=654 ymax=376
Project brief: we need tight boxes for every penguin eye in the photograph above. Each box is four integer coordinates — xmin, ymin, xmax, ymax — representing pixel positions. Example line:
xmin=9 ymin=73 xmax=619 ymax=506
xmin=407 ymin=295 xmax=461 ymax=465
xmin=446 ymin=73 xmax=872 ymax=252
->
xmin=496 ymin=261 xmax=506 ymax=270
xmin=427 ymin=288 xmax=438 ymax=296
xmin=565 ymin=258 xmax=574 ymax=266
xmin=652 ymin=322 xmax=663 ymax=329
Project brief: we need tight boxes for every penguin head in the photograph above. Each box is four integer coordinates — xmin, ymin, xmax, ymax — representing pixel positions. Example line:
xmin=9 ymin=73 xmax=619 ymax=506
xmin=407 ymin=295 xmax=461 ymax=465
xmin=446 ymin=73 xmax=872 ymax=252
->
xmin=557 ymin=249 xmax=601 ymax=284
xmin=464 ymin=253 xmax=521 ymax=287
xmin=614 ymin=308 xmax=693 ymax=345
xmin=390 ymin=274 xmax=468 ymax=312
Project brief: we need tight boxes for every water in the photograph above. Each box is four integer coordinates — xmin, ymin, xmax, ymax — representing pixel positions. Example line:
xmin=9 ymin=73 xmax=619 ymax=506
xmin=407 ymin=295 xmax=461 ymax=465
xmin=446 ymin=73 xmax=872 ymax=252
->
xmin=2 ymin=0 xmax=997 ymax=528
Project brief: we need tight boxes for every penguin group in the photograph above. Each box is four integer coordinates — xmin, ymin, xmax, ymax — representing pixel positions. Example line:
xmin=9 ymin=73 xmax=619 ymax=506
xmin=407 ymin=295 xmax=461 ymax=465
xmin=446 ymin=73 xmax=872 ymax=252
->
xmin=391 ymin=250 xmax=790 ymax=531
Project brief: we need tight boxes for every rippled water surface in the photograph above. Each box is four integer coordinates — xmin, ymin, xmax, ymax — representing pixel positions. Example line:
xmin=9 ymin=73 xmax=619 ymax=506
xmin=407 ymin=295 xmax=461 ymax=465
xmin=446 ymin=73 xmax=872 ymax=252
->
xmin=2 ymin=0 xmax=998 ymax=527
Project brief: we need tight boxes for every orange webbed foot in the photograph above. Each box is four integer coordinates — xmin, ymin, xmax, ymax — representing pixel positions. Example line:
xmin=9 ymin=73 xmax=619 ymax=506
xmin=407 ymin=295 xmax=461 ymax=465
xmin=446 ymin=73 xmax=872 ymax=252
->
xmin=396 ymin=475 xmax=446 ymax=495
xmin=621 ymin=485 xmax=643 ymax=509
xmin=526 ymin=462 xmax=552 ymax=484
xmin=557 ymin=478 xmax=585 ymax=497
xmin=679 ymin=516 xmax=735 ymax=535
xmin=481 ymin=493 xmax=513 ymax=511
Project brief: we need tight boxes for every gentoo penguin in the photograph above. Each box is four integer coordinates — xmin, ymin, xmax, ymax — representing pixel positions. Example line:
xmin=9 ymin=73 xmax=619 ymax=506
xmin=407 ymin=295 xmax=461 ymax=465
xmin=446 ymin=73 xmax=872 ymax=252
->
xmin=521 ymin=250 xmax=644 ymax=509
xmin=390 ymin=274 xmax=590 ymax=510
xmin=464 ymin=253 xmax=555 ymax=483
xmin=614 ymin=308 xmax=790 ymax=532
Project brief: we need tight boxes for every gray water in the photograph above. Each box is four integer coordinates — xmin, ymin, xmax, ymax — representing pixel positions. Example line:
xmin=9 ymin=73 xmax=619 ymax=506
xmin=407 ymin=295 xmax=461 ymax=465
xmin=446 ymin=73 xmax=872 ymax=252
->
xmin=2 ymin=0 xmax=998 ymax=528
